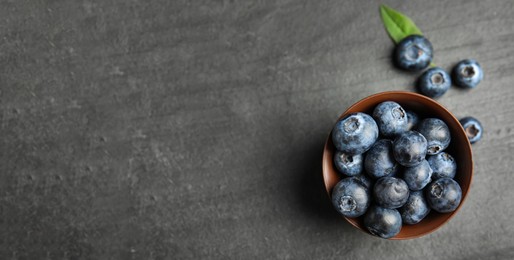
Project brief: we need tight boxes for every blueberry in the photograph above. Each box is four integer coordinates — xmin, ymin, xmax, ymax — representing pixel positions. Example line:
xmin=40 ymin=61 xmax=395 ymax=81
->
xmin=373 ymin=177 xmax=410 ymax=209
xmin=364 ymin=139 xmax=399 ymax=179
xmin=334 ymin=151 xmax=363 ymax=177
xmin=459 ymin=116 xmax=483 ymax=144
xmin=406 ymin=110 xmax=419 ymax=131
xmin=417 ymin=67 xmax=452 ymax=98
xmin=331 ymin=177 xmax=371 ymax=218
xmin=452 ymin=59 xmax=483 ymax=89
xmin=416 ymin=118 xmax=451 ymax=155
xmin=400 ymin=191 xmax=431 ymax=225
xmin=403 ymin=159 xmax=433 ymax=191
xmin=393 ymin=131 xmax=428 ymax=167
xmin=354 ymin=173 xmax=373 ymax=189
xmin=332 ymin=112 xmax=379 ymax=155
xmin=394 ymin=35 xmax=433 ymax=71
xmin=427 ymin=152 xmax=456 ymax=179
xmin=364 ymin=205 xmax=402 ymax=239
xmin=372 ymin=101 xmax=408 ymax=137
xmin=425 ymin=178 xmax=462 ymax=213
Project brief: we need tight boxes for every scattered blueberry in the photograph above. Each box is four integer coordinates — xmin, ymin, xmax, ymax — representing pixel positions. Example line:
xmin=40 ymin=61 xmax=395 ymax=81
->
xmin=452 ymin=59 xmax=483 ymax=89
xmin=400 ymin=191 xmax=431 ymax=225
xmin=334 ymin=151 xmax=363 ymax=177
xmin=364 ymin=139 xmax=399 ymax=179
xmin=406 ymin=110 xmax=419 ymax=131
xmin=425 ymin=178 xmax=462 ymax=213
xmin=373 ymin=177 xmax=410 ymax=209
xmin=403 ymin=159 xmax=433 ymax=191
xmin=372 ymin=101 xmax=408 ymax=137
xmin=417 ymin=67 xmax=452 ymax=98
xmin=459 ymin=116 xmax=483 ymax=144
xmin=394 ymin=35 xmax=433 ymax=71
xmin=427 ymin=152 xmax=457 ymax=179
xmin=332 ymin=177 xmax=371 ymax=218
xmin=364 ymin=205 xmax=402 ymax=239
xmin=416 ymin=118 xmax=451 ymax=155
xmin=332 ymin=112 xmax=379 ymax=155
xmin=393 ymin=131 xmax=428 ymax=167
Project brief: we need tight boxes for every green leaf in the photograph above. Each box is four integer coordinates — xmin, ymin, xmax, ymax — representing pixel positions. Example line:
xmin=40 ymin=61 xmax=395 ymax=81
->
xmin=380 ymin=4 xmax=423 ymax=44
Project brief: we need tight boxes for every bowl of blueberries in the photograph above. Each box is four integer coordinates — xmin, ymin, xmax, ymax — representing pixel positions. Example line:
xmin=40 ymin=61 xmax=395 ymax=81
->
xmin=322 ymin=91 xmax=473 ymax=239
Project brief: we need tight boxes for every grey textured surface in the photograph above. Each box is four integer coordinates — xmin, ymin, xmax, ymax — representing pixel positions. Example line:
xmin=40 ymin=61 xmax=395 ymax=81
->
xmin=1 ymin=0 xmax=514 ymax=259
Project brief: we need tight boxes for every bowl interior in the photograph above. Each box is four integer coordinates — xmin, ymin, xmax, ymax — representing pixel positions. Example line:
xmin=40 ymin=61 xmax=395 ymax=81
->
xmin=322 ymin=91 xmax=473 ymax=240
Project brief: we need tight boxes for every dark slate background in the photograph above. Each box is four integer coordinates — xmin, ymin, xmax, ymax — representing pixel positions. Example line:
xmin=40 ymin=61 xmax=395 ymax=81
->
xmin=1 ymin=0 xmax=514 ymax=259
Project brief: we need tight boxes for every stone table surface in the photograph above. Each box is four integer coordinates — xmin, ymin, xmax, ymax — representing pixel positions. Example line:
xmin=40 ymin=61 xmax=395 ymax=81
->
xmin=1 ymin=0 xmax=514 ymax=259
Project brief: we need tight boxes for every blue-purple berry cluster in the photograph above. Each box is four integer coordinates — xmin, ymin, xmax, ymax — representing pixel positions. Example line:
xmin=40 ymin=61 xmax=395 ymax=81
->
xmin=393 ymin=35 xmax=484 ymax=99
xmin=331 ymin=101 xmax=462 ymax=239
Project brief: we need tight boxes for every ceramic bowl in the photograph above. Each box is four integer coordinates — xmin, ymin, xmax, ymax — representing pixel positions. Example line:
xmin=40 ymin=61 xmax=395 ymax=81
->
xmin=322 ymin=91 xmax=473 ymax=239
